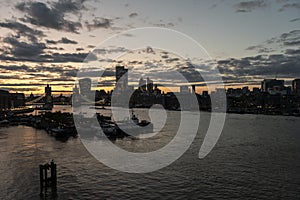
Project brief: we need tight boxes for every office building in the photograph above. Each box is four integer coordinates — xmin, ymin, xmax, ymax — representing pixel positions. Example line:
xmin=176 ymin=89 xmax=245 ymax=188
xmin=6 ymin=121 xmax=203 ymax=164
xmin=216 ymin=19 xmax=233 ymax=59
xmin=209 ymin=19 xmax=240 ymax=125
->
xmin=115 ymin=66 xmax=128 ymax=91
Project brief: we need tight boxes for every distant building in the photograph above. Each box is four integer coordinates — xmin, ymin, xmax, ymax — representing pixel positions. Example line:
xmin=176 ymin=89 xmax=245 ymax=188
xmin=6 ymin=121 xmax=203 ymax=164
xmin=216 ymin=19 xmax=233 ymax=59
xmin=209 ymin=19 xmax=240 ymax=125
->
xmin=115 ymin=66 xmax=128 ymax=91
xmin=138 ymin=77 xmax=147 ymax=91
xmin=79 ymin=78 xmax=92 ymax=96
xmin=146 ymin=77 xmax=154 ymax=93
xmin=0 ymin=89 xmax=10 ymax=110
xmin=191 ymin=85 xmax=196 ymax=93
xmin=242 ymin=86 xmax=250 ymax=95
xmin=153 ymin=84 xmax=161 ymax=96
xmin=227 ymin=88 xmax=242 ymax=97
xmin=180 ymin=86 xmax=189 ymax=93
xmin=261 ymin=79 xmax=284 ymax=94
xmin=292 ymin=79 xmax=300 ymax=95
xmin=10 ymin=93 xmax=25 ymax=108
xmin=44 ymin=84 xmax=53 ymax=109
xmin=252 ymin=87 xmax=260 ymax=94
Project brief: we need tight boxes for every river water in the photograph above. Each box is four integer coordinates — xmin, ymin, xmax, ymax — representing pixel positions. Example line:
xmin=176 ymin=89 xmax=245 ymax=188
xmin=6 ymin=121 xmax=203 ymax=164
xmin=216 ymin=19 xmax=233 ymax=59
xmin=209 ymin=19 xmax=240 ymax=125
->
xmin=0 ymin=107 xmax=300 ymax=199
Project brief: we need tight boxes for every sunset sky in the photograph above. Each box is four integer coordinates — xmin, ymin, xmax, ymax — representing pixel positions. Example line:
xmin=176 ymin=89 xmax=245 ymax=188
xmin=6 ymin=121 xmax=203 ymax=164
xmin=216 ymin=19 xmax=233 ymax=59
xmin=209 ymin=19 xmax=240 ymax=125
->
xmin=0 ymin=0 xmax=299 ymax=95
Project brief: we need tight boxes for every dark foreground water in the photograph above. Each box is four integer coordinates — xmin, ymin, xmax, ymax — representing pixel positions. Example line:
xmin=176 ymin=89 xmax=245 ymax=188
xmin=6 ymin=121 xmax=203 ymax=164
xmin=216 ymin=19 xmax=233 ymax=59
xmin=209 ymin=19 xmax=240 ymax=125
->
xmin=0 ymin=111 xmax=300 ymax=200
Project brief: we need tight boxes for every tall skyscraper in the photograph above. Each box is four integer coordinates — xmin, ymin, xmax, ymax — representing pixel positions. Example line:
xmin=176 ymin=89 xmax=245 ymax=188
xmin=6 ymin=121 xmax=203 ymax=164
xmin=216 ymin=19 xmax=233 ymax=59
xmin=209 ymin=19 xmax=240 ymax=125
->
xmin=79 ymin=78 xmax=92 ymax=97
xmin=138 ymin=77 xmax=146 ymax=91
xmin=261 ymin=79 xmax=284 ymax=93
xmin=191 ymin=85 xmax=196 ymax=93
xmin=147 ymin=77 xmax=153 ymax=93
xmin=292 ymin=79 xmax=300 ymax=95
xmin=115 ymin=66 xmax=128 ymax=91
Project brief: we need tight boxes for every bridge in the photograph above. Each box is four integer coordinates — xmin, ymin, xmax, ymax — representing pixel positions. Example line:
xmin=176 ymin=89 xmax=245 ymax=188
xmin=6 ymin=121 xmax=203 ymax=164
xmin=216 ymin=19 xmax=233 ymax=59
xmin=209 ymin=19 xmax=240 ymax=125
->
xmin=26 ymin=95 xmax=45 ymax=105
xmin=26 ymin=93 xmax=106 ymax=106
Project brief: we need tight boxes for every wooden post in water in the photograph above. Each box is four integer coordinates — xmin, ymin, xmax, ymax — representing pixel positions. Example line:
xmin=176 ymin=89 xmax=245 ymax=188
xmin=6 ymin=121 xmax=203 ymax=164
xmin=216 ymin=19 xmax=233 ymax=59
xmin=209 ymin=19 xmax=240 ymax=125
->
xmin=39 ymin=165 xmax=44 ymax=196
xmin=50 ymin=160 xmax=57 ymax=194
xmin=39 ymin=160 xmax=57 ymax=197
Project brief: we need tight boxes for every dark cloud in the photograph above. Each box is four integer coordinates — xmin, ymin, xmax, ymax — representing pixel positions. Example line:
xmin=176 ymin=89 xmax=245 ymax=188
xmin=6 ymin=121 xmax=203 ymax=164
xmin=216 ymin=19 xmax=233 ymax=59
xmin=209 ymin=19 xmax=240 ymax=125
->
xmin=15 ymin=1 xmax=83 ymax=33
xmin=52 ymin=0 xmax=86 ymax=13
xmin=43 ymin=52 xmax=97 ymax=63
xmin=217 ymin=53 xmax=300 ymax=79
xmin=93 ymin=47 xmax=128 ymax=55
xmin=85 ymin=18 xmax=112 ymax=30
xmin=47 ymin=47 xmax=65 ymax=51
xmin=245 ymin=30 xmax=300 ymax=54
xmin=59 ymin=37 xmax=78 ymax=44
xmin=46 ymin=37 xmax=78 ymax=45
xmin=165 ymin=58 xmax=180 ymax=63
xmin=279 ymin=30 xmax=300 ymax=46
xmin=285 ymin=48 xmax=300 ymax=55
xmin=0 ymin=48 xmax=97 ymax=63
xmin=177 ymin=65 xmax=204 ymax=83
xmin=3 ymin=36 xmax=46 ymax=58
xmin=0 ymin=64 xmax=32 ymax=72
xmin=0 ymin=74 xmax=21 ymax=80
xmin=278 ymin=2 xmax=300 ymax=12
xmin=245 ymin=45 xmax=274 ymax=53
xmin=234 ymin=0 xmax=267 ymax=12
xmin=151 ymin=22 xmax=175 ymax=27
xmin=0 ymin=83 xmax=74 ymax=87
xmin=290 ymin=18 xmax=300 ymax=22
xmin=46 ymin=40 xmax=57 ymax=44
xmin=129 ymin=13 xmax=138 ymax=18
xmin=97 ymin=79 xmax=115 ymax=87
xmin=0 ymin=20 xmax=44 ymax=42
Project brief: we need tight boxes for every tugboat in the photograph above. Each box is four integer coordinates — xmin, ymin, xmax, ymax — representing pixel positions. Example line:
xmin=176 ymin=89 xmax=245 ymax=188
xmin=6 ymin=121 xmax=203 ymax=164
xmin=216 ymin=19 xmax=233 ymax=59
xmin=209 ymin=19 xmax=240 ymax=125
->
xmin=114 ymin=110 xmax=153 ymax=138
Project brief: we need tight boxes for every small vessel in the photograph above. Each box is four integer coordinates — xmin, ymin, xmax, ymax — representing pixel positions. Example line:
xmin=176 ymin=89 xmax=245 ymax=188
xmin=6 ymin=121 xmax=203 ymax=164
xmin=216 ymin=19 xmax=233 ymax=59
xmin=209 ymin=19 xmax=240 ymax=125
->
xmin=114 ymin=110 xmax=153 ymax=138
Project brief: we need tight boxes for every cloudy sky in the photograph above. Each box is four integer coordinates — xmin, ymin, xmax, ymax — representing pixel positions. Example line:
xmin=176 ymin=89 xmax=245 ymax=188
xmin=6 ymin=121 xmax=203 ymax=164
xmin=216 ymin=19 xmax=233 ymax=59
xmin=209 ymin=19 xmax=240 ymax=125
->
xmin=0 ymin=0 xmax=299 ymax=94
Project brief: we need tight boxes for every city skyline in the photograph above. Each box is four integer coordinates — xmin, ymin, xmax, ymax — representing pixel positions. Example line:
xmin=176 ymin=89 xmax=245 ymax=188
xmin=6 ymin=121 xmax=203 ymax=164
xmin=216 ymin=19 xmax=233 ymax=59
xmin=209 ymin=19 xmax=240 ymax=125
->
xmin=0 ymin=0 xmax=299 ymax=94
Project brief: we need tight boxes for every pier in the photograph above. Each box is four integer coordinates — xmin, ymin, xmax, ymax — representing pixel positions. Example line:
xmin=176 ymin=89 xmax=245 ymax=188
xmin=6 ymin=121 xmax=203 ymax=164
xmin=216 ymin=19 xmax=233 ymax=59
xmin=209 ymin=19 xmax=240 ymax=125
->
xmin=39 ymin=160 xmax=57 ymax=198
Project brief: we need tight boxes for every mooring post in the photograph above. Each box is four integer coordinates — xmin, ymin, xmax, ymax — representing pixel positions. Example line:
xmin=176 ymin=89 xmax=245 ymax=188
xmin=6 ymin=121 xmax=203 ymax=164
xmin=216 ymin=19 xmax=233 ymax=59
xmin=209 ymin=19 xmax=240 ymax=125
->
xmin=44 ymin=164 xmax=48 ymax=187
xmin=50 ymin=160 xmax=57 ymax=186
xmin=39 ymin=165 xmax=44 ymax=196
xmin=39 ymin=161 xmax=57 ymax=197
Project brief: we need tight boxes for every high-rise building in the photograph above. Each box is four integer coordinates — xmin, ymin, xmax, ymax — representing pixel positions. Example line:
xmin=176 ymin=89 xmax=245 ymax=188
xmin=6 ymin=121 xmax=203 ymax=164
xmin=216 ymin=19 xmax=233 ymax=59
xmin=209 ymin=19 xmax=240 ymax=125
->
xmin=44 ymin=84 xmax=53 ymax=109
xmin=138 ymin=77 xmax=146 ymax=91
xmin=191 ymin=85 xmax=196 ymax=93
xmin=147 ymin=77 xmax=153 ymax=93
xmin=79 ymin=78 xmax=92 ymax=96
xmin=292 ymin=79 xmax=300 ymax=95
xmin=261 ymin=79 xmax=284 ymax=94
xmin=115 ymin=66 xmax=128 ymax=91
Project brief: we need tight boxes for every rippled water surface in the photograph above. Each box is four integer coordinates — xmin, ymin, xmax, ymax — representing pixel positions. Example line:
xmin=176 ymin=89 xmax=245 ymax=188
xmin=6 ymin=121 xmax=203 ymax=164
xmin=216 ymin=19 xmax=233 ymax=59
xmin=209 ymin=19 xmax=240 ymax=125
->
xmin=0 ymin=109 xmax=300 ymax=199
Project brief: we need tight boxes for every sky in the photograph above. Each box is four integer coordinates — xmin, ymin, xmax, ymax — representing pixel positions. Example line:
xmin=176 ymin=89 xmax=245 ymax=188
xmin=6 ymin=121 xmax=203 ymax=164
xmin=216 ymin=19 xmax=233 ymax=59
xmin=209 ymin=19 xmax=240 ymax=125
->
xmin=0 ymin=0 xmax=299 ymax=94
